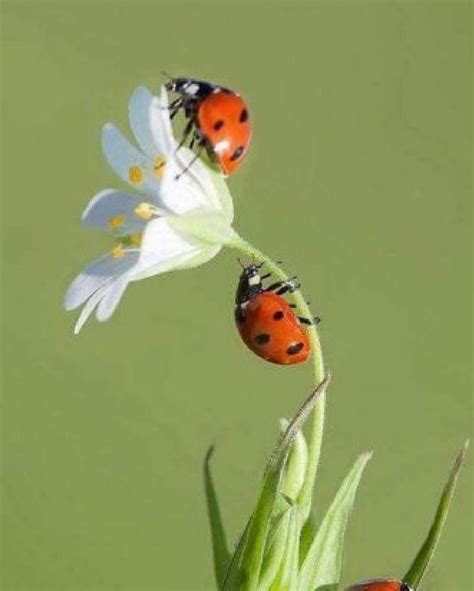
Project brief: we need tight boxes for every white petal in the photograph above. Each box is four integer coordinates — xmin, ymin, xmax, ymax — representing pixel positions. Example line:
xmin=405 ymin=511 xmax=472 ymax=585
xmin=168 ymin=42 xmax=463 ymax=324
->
xmin=64 ymin=250 xmax=140 ymax=311
xmin=150 ymin=87 xmax=177 ymax=155
xmin=96 ymin=275 xmax=131 ymax=322
xmin=101 ymin=123 xmax=163 ymax=201
xmin=131 ymin=216 xmax=207 ymax=281
xmin=173 ymin=244 xmax=221 ymax=271
xmin=73 ymin=283 xmax=111 ymax=334
xmin=129 ymin=86 xmax=163 ymax=158
xmin=81 ymin=189 xmax=149 ymax=234
xmin=140 ymin=215 xmax=198 ymax=258
xmin=133 ymin=245 xmax=221 ymax=282
xmin=207 ymin=168 xmax=234 ymax=224
xmin=159 ymin=148 xmax=228 ymax=215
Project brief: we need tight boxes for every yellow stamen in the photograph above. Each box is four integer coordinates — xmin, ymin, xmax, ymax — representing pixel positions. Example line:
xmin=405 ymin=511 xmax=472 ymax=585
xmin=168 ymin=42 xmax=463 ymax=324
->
xmin=129 ymin=165 xmax=144 ymax=185
xmin=129 ymin=233 xmax=142 ymax=247
xmin=111 ymin=244 xmax=125 ymax=259
xmin=107 ymin=214 xmax=126 ymax=230
xmin=134 ymin=202 xmax=159 ymax=221
xmin=153 ymin=156 xmax=166 ymax=179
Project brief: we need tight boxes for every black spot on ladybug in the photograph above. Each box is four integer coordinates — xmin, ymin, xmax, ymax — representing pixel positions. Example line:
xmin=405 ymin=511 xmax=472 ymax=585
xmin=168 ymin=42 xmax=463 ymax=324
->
xmin=254 ymin=333 xmax=270 ymax=345
xmin=239 ymin=108 xmax=248 ymax=123
xmin=287 ymin=342 xmax=304 ymax=356
xmin=213 ymin=119 xmax=224 ymax=131
xmin=230 ymin=146 xmax=244 ymax=161
xmin=273 ymin=310 xmax=284 ymax=321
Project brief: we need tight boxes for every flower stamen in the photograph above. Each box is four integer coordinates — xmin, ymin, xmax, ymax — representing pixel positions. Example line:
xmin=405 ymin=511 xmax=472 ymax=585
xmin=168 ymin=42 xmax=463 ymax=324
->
xmin=107 ymin=214 xmax=127 ymax=230
xmin=134 ymin=202 xmax=161 ymax=221
xmin=128 ymin=165 xmax=144 ymax=185
xmin=111 ymin=244 xmax=125 ymax=259
xmin=129 ymin=233 xmax=142 ymax=247
xmin=153 ymin=156 xmax=166 ymax=179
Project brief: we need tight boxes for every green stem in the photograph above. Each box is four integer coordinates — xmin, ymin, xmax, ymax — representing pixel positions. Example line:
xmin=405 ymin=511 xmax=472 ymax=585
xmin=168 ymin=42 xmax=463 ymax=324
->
xmin=228 ymin=234 xmax=326 ymax=519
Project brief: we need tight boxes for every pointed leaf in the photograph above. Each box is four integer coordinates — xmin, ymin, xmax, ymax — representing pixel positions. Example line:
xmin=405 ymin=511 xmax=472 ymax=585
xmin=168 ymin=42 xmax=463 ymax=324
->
xmin=298 ymin=452 xmax=372 ymax=591
xmin=223 ymin=377 xmax=330 ymax=591
xmin=403 ymin=440 xmax=469 ymax=589
xmin=204 ymin=445 xmax=231 ymax=587
xmin=268 ymin=508 xmax=300 ymax=591
xmin=258 ymin=510 xmax=292 ymax=591
xmin=280 ymin=418 xmax=309 ymax=503
xmin=299 ymin=508 xmax=318 ymax=567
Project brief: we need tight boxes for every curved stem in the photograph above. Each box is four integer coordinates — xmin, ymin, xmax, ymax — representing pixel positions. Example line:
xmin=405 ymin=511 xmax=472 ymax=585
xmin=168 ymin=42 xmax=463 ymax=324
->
xmin=228 ymin=234 xmax=326 ymax=519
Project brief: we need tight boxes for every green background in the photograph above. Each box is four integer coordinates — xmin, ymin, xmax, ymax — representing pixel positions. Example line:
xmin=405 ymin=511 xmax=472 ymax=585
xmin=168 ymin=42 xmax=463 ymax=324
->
xmin=1 ymin=1 xmax=472 ymax=590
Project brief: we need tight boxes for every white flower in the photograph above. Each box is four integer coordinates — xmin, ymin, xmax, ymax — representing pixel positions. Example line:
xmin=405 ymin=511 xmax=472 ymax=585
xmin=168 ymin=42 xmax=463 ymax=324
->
xmin=64 ymin=86 xmax=237 ymax=334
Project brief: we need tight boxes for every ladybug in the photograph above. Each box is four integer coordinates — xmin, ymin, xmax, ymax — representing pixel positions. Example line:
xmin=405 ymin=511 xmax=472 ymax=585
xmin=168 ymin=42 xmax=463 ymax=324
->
xmin=164 ymin=77 xmax=251 ymax=176
xmin=346 ymin=581 xmax=413 ymax=591
xmin=234 ymin=262 xmax=317 ymax=365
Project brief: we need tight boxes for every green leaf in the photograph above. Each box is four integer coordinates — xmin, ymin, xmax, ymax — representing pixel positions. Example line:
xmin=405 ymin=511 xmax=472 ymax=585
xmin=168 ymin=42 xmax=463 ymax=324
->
xmin=299 ymin=508 xmax=318 ymax=567
xmin=222 ymin=377 xmax=330 ymax=591
xmin=204 ymin=445 xmax=231 ymax=588
xmin=403 ymin=440 xmax=469 ymax=589
xmin=267 ymin=508 xmax=300 ymax=591
xmin=280 ymin=418 xmax=309 ymax=503
xmin=258 ymin=510 xmax=292 ymax=591
xmin=298 ymin=452 xmax=372 ymax=591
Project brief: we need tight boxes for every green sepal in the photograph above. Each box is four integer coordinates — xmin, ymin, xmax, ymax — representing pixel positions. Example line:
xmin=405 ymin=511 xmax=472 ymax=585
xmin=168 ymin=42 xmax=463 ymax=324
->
xmin=168 ymin=210 xmax=238 ymax=246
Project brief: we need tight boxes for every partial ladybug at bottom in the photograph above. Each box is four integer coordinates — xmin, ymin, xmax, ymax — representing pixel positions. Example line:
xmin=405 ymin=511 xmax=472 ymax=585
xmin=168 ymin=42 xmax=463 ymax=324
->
xmin=346 ymin=580 xmax=413 ymax=591
xmin=234 ymin=262 xmax=317 ymax=365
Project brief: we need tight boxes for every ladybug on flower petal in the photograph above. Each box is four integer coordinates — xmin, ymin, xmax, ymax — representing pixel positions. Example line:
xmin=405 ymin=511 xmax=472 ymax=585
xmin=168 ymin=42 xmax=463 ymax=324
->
xmin=234 ymin=262 xmax=317 ymax=365
xmin=346 ymin=580 xmax=413 ymax=591
xmin=164 ymin=77 xmax=251 ymax=176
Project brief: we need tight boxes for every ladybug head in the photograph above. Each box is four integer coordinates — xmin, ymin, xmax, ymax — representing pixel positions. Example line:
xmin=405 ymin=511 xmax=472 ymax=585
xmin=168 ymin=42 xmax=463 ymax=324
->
xmin=235 ymin=261 xmax=264 ymax=305
xmin=241 ymin=262 xmax=263 ymax=284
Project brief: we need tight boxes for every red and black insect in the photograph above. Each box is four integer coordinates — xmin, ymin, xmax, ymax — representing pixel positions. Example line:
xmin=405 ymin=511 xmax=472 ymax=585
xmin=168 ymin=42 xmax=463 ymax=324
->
xmin=164 ymin=77 xmax=251 ymax=176
xmin=346 ymin=580 xmax=413 ymax=591
xmin=234 ymin=262 xmax=318 ymax=365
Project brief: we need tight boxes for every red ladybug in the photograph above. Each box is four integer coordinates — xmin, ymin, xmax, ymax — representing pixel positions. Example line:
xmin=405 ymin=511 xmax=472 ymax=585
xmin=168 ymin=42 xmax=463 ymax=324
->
xmin=164 ymin=77 xmax=251 ymax=176
xmin=346 ymin=581 xmax=412 ymax=591
xmin=234 ymin=263 xmax=316 ymax=365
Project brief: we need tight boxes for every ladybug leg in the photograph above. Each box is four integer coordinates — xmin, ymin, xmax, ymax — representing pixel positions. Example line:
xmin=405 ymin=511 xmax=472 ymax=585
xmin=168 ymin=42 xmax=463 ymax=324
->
xmin=298 ymin=316 xmax=321 ymax=326
xmin=265 ymin=277 xmax=300 ymax=295
xmin=176 ymin=119 xmax=194 ymax=152
xmin=260 ymin=272 xmax=272 ymax=281
xmin=189 ymin=131 xmax=199 ymax=150
xmin=175 ymin=139 xmax=206 ymax=180
xmin=162 ymin=97 xmax=183 ymax=112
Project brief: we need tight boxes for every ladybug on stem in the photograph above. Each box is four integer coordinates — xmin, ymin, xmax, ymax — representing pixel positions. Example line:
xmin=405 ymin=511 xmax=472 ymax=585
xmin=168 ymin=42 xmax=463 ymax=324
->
xmin=346 ymin=581 xmax=413 ymax=591
xmin=234 ymin=262 xmax=318 ymax=365
xmin=164 ymin=77 xmax=251 ymax=176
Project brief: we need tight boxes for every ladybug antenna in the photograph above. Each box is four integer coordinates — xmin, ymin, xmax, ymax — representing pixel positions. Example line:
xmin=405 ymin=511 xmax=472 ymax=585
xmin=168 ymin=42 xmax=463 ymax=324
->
xmin=237 ymin=258 xmax=246 ymax=270
xmin=160 ymin=70 xmax=173 ymax=82
xmin=256 ymin=261 xmax=265 ymax=269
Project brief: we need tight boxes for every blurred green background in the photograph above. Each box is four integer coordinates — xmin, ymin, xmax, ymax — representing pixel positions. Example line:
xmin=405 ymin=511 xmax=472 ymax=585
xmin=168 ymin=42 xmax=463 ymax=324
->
xmin=1 ymin=1 xmax=471 ymax=590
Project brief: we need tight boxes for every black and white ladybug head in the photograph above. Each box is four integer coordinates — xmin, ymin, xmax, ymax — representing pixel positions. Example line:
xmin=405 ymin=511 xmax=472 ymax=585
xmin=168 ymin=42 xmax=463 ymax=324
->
xmin=242 ymin=263 xmax=263 ymax=285
xmin=235 ymin=262 xmax=264 ymax=305
xmin=164 ymin=77 xmax=216 ymax=99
